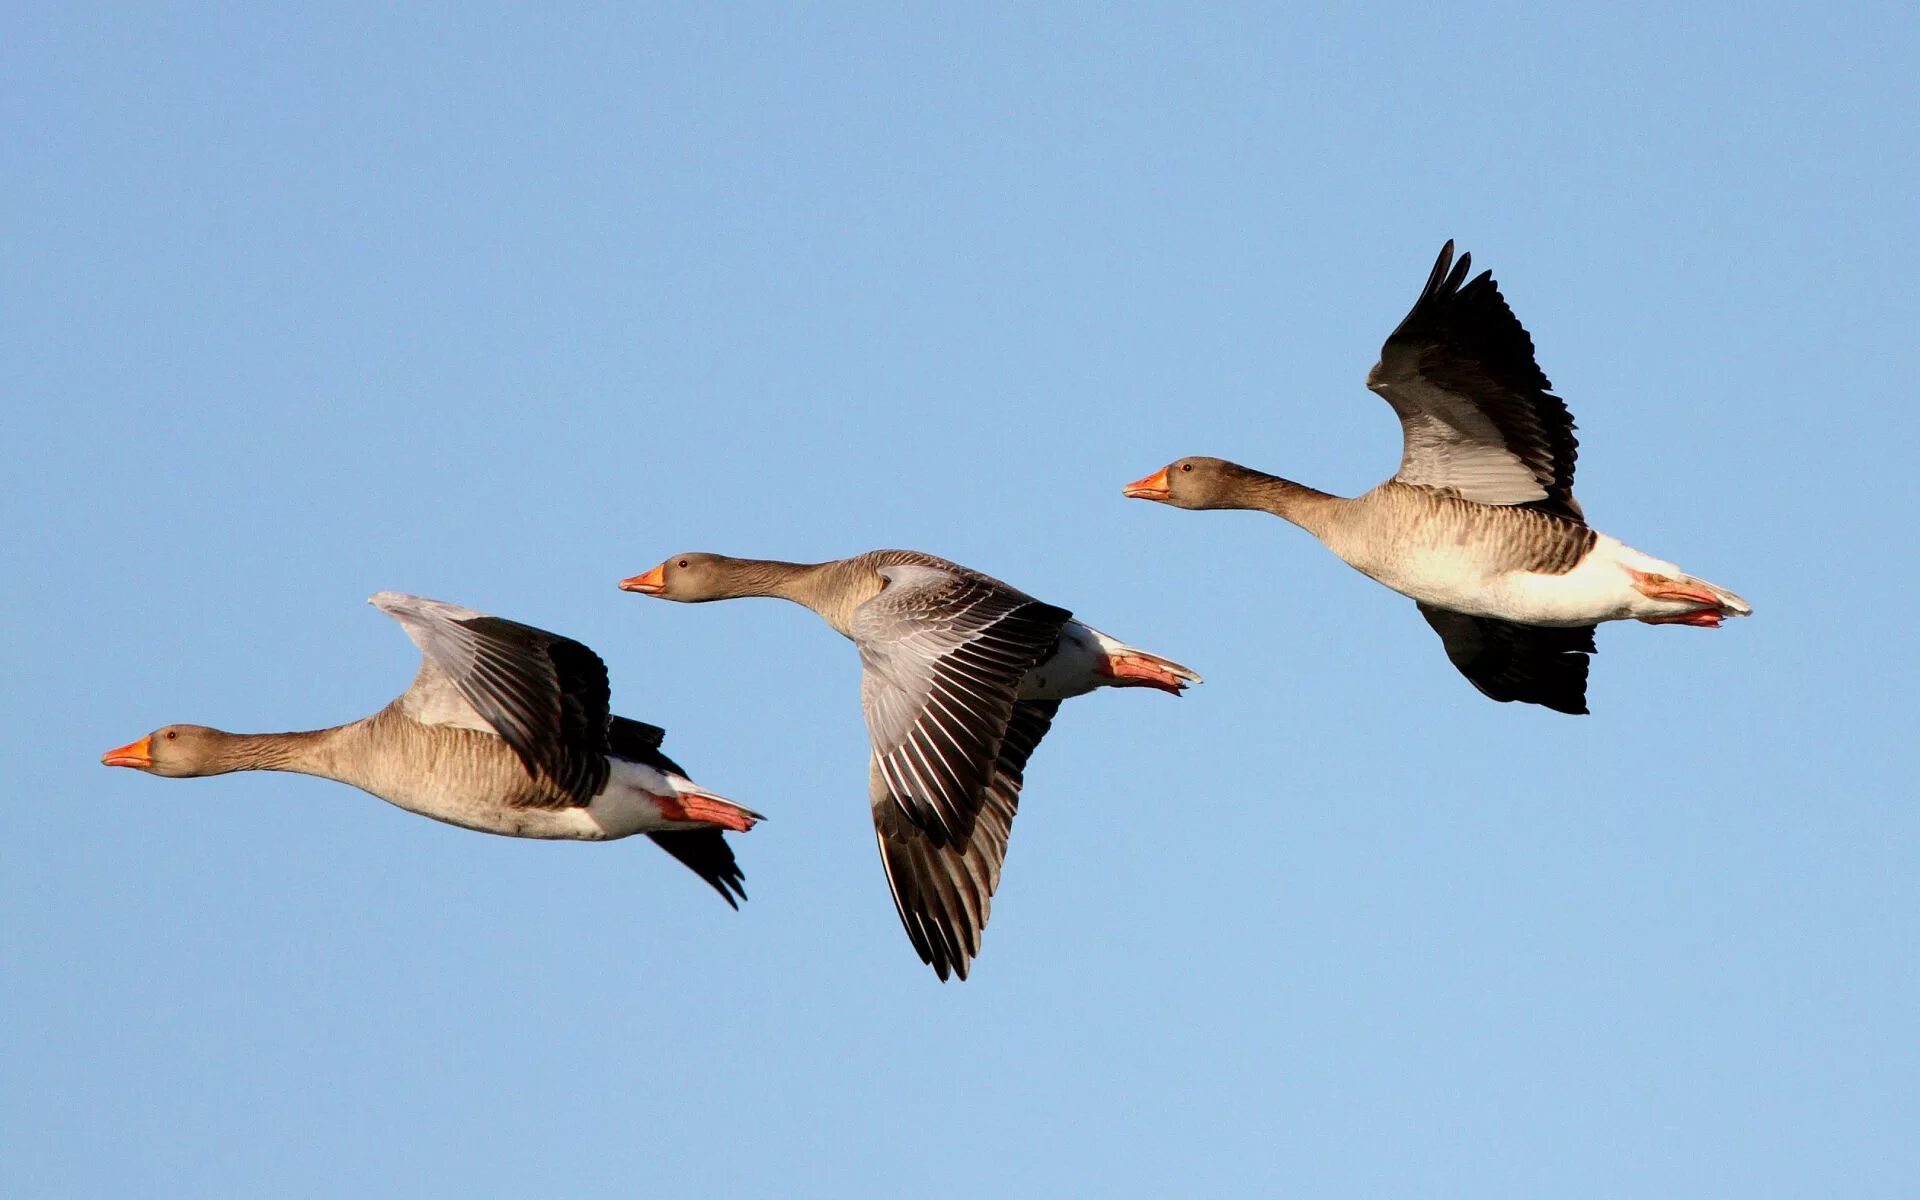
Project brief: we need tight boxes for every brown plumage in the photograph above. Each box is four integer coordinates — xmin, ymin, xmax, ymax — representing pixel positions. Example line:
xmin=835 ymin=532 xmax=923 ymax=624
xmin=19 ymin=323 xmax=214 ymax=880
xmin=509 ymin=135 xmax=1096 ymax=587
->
xmin=621 ymin=549 xmax=1198 ymax=980
xmin=101 ymin=593 xmax=756 ymax=906
xmin=1125 ymin=241 xmax=1749 ymax=714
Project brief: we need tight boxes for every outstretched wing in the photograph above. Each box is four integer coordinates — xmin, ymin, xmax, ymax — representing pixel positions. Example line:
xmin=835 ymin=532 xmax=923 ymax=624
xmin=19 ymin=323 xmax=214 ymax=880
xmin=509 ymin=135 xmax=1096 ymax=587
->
xmin=1417 ymin=603 xmax=1595 ymax=715
xmin=372 ymin=592 xmax=611 ymax=805
xmin=1367 ymin=241 xmax=1584 ymax=523
xmin=852 ymin=563 xmax=1071 ymax=847
xmin=871 ymin=699 xmax=1059 ymax=981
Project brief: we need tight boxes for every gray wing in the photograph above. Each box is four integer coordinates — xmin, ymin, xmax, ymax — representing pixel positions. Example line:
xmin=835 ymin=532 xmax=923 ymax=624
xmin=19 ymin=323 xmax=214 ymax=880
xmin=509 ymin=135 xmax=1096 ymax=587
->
xmin=872 ymin=699 xmax=1059 ymax=981
xmin=1417 ymin=603 xmax=1595 ymax=716
xmin=851 ymin=564 xmax=1071 ymax=847
xmin=1366 ymin=242 xmax=1584 ymax=523
xmin=372 ymin=592 xmax=611 ymax=805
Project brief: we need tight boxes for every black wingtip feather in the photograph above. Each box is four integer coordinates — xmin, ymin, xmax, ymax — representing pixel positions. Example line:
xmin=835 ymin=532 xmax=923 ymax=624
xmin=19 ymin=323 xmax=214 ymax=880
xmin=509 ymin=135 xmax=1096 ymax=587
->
xmin=647 ymin=830 xmax=749 ymax=909
xmin=1423 ymin=240 xmax=1456 ymax=296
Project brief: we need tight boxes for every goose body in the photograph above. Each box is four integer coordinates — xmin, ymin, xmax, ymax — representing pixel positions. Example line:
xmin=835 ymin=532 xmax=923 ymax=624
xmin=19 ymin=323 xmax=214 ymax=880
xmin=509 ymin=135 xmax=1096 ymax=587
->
xmin=313 ymin=708 xmax=719 ymax=842
xmin=1126 ymin=242 xmax=1749 ymax=714
xmin=102 ymin=592 xmax=758 ymax=906
xmin=1320 ymin=485 xmax=1717 ymax=627
xmin=620 ymin=549 xmax=1199 ymax=980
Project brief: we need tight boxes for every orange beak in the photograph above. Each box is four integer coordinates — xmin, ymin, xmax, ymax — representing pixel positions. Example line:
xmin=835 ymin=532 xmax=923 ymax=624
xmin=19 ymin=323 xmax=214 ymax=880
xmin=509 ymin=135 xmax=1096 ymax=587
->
xmin=1122 ymin=466 xmax=1172 ymax=501
xmin=619 ymin=563 xmax=668 ymax=595
xmin=101 ymin=734 xmax=154 ymax=769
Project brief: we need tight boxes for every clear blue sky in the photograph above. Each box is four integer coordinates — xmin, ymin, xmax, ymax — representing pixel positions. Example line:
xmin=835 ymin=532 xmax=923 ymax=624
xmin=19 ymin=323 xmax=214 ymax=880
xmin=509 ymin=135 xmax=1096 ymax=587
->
xmin=5 ymin=4 xmax=1915 ymax=1196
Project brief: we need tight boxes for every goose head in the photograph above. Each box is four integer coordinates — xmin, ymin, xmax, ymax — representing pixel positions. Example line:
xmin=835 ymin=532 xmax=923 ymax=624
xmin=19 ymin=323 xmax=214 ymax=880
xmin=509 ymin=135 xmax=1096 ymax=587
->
xmin=619 ymin=552 xmax=746 ymax=602
xmin=101 ymin=725 xmax=236 ymax=777
xmin=1123 ymin=457 xmax=1253 ymax=510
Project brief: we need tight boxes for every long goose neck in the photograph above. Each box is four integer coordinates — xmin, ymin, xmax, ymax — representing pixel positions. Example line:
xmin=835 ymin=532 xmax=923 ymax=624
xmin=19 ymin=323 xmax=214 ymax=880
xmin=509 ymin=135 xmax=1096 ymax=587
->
xmin=711 ymin=557 xmax=843 ymax=614
xmin=1223 ymin=467 xmax=1342 ymax=537
xmin=202 ymin=725 xmax=354 ymax=778
xmin=707 ymin=555 xmax=890 ymax=637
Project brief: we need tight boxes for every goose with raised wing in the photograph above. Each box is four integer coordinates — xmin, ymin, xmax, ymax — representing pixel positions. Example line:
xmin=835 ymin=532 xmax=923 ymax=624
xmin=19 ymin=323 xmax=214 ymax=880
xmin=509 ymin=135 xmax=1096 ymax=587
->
xmin=1123 ymin=242 xmax=1749 ymax=715
xmin=620 ymin=550 xmax=1199 ymax=980
xmin=101 ymin=592 xmax=758 ymax=906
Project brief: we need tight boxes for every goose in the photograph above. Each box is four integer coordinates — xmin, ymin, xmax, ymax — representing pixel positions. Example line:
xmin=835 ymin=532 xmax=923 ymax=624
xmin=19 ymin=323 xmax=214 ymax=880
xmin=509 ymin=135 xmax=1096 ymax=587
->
xmin=619 ymin=550 xmax=1199 ymax=980
xmin=1123 ymin=241 xmax=1749 ymax=715
xmin=101 ymin=592 xmax=759 ymax=906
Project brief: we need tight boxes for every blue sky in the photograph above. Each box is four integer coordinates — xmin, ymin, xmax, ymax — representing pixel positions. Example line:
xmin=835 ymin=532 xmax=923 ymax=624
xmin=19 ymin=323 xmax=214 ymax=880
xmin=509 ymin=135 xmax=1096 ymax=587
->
xmin=4 ymin=4 xmax=1915 ymax=1196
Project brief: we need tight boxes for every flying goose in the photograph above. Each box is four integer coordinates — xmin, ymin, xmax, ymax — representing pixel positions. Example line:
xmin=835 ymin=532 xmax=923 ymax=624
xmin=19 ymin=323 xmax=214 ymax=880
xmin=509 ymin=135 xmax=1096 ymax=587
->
xmin=619 ymin=550 xmax=1199 ymax=980
xmin=1124 ymin=241 xmax=1749 ymax=715
xmin=101 ymin=592 xmax=759 ymax=906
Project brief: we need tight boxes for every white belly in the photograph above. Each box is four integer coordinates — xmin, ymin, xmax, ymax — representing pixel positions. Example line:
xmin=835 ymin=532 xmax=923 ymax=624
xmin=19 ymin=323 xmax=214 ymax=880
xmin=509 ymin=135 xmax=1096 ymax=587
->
xmin=1348 ymin=541 xmax=1507 ymax=615
xmin=1344 ymin=534 xmax=1686 ymax=627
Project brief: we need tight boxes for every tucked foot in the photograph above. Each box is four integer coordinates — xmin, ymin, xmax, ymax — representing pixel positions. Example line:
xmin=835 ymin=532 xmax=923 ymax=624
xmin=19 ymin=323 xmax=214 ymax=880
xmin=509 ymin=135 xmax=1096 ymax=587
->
xmin=1098 ymin=650 xmax=1203 ymax=695
xmin=655 ymin=786 xmax=762 ymax=832
xmin=1626 ymin=567 xmax=1752 ymax=626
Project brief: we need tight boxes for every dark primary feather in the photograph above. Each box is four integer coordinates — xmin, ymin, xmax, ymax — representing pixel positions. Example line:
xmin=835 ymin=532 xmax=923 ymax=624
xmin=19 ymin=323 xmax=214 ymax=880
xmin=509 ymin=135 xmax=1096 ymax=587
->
xmin=1417 ymin=603 xmax=1595 ymax=715
xmin=873 ymin=699 xmax=1060 ymax=981
xmin=1372 ymin=241 xmax=1584 ymax=523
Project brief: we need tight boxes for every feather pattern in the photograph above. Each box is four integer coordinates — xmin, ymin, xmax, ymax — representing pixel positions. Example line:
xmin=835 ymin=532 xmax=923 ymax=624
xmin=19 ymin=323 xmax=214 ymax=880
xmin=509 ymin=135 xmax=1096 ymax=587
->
xmin=872 ymin=699 xmax=1059 ymax=981
xmin=851 ymin=563 xmax=1071 ymax=847
xmin=1367 ymin=241 xmax=1584 ymax=523
xmin=374 ymin=592 xmax=611 ymax=807
xmin=626 ymin=549 xmax=1194 ymax=973
xmin=1331 ymin=483 xmax=1598 ymax=579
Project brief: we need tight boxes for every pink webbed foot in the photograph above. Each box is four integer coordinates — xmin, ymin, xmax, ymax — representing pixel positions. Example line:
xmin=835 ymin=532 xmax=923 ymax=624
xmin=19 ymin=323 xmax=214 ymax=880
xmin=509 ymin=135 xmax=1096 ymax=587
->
xmin=654 ymin=790 xmax=761 ymax=832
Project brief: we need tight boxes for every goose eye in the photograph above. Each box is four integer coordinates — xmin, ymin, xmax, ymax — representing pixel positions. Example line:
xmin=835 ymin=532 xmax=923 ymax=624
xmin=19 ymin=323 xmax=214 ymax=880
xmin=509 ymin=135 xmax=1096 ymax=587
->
xmin=1180 ymin=462 xmax=1193 ymax=473
xmin=165 ymin=730 xmax=177 ymax=740
xmin=677 ymin=559 xmax=689 ymax=568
